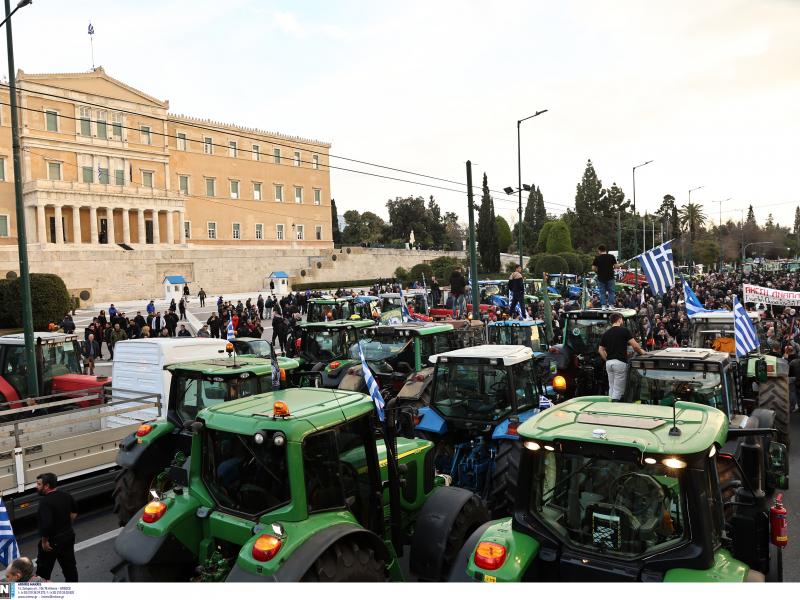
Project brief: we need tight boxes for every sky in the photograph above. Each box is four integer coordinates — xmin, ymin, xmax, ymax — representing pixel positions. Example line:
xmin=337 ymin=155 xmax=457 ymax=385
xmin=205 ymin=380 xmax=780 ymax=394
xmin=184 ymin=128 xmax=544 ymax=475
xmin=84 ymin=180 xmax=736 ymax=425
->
xmin=6 ymin=0 xmax=799 ymax=229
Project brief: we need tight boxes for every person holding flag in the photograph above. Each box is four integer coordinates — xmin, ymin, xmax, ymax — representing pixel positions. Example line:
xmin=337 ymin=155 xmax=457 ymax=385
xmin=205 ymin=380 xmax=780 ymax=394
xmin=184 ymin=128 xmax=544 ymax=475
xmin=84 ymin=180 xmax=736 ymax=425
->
xmin=270 ymin=341 xmax=282 ymax=390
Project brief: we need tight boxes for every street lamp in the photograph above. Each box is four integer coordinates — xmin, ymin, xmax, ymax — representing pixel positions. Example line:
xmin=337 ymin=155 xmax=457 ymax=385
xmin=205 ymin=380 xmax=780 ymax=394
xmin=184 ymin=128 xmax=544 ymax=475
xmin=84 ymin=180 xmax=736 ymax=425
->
xmin=516 ymin=109 xmax=547 ymax=272
xmin=4 ymin=0 xmax=37 ymax=397
xmin=713 ymin=197 xmax=731 ymax=271
xmin=631 ymin=160 xmax=653 ymax=215
xmin=686 ymin=186 xmax=704 ymax=267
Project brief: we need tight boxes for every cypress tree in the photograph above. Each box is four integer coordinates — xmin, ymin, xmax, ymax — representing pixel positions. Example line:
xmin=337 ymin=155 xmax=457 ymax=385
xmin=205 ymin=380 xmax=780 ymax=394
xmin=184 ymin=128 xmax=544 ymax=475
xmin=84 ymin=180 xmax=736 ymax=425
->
xmin=477 ymin=173 xmax=500 ymax=272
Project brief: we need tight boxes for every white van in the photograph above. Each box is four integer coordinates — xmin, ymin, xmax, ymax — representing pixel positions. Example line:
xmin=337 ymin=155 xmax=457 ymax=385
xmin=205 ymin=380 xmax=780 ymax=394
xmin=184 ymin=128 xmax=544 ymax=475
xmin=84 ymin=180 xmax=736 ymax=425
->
xmin=109 ymin=338 xmax=228 ymax=423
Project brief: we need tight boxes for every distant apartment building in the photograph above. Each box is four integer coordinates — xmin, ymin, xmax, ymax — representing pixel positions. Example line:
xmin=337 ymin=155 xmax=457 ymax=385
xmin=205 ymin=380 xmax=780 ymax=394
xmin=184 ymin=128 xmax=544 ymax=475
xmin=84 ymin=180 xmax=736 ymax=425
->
xmin=0 ymin=67 xmax=332 ymax=249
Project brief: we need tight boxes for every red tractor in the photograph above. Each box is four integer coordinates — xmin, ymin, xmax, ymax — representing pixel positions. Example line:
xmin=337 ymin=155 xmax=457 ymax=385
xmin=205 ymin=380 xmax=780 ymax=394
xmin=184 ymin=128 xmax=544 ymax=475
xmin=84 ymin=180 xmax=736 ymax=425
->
xmin=0 ymin=333 xmax=110 ymax=410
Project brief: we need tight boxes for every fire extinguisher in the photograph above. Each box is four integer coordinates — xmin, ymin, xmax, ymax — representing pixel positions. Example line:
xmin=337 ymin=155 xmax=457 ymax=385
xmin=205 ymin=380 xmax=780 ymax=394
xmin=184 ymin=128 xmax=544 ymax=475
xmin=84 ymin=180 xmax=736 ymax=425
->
xmin=770 ymin=494 xmax=787 ymax=581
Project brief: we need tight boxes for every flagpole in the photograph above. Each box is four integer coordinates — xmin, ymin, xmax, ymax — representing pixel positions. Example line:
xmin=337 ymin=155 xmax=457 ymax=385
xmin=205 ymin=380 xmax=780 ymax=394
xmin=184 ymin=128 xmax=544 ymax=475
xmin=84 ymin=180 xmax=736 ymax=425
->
xmin=90 ymin=34 xmax=94 ymax=69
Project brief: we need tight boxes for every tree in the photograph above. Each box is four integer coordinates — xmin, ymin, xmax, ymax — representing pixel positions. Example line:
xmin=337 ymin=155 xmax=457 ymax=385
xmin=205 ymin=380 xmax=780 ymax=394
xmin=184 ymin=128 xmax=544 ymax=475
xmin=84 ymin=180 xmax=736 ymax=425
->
xmin=545 ymin=220 xmax=573 ymax=254
xmin=523 ymin=184 xmax=548 ymax=241
xmin=426 ymin=196 xmax=446 ymax=249
xmin=670 ymin=205 xmax=680 ymax=241
xmin=533 ymin=188 xmax=547 ymax=238
xmin=330 ymin=198 xmax=341 ymax=244
xmin=693 ymin=239 xmax=720 ymax=266
xmin=341 ymin=210 xmax=386 ymax=245
xmin=678 ymin=202 xmax=707 ymax=242
xmin=386 ymin=196 xmax=430 ymax=246
xmin=536 ymin=221 xmax=556 ymax=254
xmin=794 ymin=206 xmax=800 ymax=249
xmin=477 ymin=173 xmax=500 ymax=272
xmin=571 ymin=160 xmax=607 ymax=251
xmin=605 ymin=182 xmax=630 ymax=213
xmin=495 ymin=216 xmax=512 ymax=253
xmin=442 ymin=212 xmax=464 ymax=250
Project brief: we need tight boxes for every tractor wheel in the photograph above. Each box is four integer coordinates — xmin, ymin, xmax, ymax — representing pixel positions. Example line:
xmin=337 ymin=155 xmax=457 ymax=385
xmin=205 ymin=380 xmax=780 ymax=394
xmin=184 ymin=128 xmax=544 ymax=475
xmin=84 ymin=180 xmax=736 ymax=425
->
xmin=758 ymin=377 xmax=791 ymax=449
xmin=489 ymin=440 xmax=522 ymax=518
xmin=112 ymin=467 xmax=159 ymax=527
xmin=441 ymin=493 xmax=491 ymax=578
xmin=301 ymin=539 xmax=387 ymax=582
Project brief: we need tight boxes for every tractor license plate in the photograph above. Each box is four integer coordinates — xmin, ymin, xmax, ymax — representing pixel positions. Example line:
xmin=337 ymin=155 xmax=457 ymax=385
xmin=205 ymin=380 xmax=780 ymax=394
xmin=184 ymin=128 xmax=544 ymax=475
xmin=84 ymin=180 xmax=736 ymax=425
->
xmin=483 ymin=575 xmax=497 ymax=582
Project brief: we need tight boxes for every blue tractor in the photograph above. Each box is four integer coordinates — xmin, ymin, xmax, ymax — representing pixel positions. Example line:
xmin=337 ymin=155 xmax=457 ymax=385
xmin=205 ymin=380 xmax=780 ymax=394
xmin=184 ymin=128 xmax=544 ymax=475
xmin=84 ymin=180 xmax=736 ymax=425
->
xmin=415 ymin=345 xmax=551 ymax=517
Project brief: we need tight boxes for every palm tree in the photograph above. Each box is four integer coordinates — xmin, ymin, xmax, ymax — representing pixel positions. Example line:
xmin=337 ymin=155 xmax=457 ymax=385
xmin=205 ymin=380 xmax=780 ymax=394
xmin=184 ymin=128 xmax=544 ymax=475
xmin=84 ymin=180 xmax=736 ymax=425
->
xmin=678 ymin=202 xmax=707 ymax=242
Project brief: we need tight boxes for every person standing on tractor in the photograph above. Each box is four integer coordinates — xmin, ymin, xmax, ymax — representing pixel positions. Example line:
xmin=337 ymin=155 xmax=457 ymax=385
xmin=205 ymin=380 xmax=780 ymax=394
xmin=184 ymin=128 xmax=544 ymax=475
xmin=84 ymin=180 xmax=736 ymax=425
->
xmin=449 ymin=267 xmax=467 ymax=318
xmin=508 ymin=265 xmax=527 ymax=319
xmin=592 ymin=244 xmax=618 ymax=308
xmin=598 ymin=312 xmax=646 ymax=401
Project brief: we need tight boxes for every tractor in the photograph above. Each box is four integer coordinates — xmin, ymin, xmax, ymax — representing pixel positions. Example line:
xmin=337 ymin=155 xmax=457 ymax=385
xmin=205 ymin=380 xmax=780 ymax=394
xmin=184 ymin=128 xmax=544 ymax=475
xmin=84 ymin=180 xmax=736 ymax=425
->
xmin=112 ymin=356 xmax=298 ymax=526
xmin=487 ymin=319 xmax=549 ymax=354
xmin=111 ymin=388 xmax=490 ymax=582
xmin=305 ymin=297 xmax=374 ymax=323
xmin=450 ymin=397 xmax=789 ymax=582
xmin=415 ymin=345 xmax=552 ymax=517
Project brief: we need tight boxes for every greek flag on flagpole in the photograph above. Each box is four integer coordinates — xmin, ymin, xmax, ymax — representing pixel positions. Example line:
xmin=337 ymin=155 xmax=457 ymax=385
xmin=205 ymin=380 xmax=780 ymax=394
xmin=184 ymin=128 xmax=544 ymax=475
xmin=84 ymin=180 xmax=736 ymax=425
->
xmin=88 ymin=23 xmax=95 ymax=35
xmin=357 ymin=342 xmax=385 ymax=421
xmin=639 ymin=241 xmax=675 ymax=296
xmin=226 ymin=316 xmax=235 ymax=341
xmin=733 ymin=295 xmax=759 ymax=357
xmin=681 ymin=275 xmax=707 ymax=317
xmin=399 ymin=288 xmax=420 ymax=323
xmin=0 ymin=497 xmax=20 ymax=569
xmin=270 ymin=342 xmax=281 ymax=390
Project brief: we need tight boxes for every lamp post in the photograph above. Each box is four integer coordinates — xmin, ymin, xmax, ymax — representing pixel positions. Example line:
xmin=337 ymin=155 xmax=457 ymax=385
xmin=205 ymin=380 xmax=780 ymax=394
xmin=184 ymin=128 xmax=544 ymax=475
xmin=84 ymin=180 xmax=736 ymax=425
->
xmin=515 ymin=109 xmax=547 ymax=272
xmin=686 ymin=185 xmax=704 ymax=268
xmin=4 ymin=0 xmax=38 ymax=397
xmin=504 ymin=183 xmax=531 ymax=265
xmin=631 ymin=160 xmax=653 ymax=215
xmin=713 ymin=197 xmax=731 ymax=272
xmin=631 ymin=160 xmax=653 ymax=286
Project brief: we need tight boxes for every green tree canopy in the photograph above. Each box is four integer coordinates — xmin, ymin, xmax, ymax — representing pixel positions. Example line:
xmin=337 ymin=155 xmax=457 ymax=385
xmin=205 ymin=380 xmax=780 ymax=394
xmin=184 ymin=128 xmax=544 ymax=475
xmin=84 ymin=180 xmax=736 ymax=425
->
xmin=331 ymin=198 xmax=341 ymax=244
xmin=477 ymin=173 xmax=500 ymax=272
xmin=495 ymin=215 xmax=512 ymax=253
xmin=545 ymin=220 xmax=573 ymax=254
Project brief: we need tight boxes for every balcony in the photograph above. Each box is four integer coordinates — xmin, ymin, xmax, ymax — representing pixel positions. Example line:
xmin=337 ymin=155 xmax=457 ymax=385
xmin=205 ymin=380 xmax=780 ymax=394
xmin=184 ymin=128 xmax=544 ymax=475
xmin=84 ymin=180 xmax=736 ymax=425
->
xmin=22 ymin=179 xmax=185 ymax=209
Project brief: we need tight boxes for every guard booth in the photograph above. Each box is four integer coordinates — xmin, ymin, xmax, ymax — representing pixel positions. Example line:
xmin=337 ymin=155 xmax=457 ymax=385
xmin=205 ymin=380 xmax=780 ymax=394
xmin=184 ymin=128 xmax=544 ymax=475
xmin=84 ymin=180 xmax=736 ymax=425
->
xmin=265 ymin=272 xmax=290 ymax=296
xmin=163 ymin=275 xmax=188 ymax=302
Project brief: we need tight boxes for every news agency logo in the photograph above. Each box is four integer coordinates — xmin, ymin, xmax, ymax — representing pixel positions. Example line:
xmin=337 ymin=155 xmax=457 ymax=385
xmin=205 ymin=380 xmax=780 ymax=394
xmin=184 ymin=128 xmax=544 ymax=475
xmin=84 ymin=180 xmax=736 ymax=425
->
xmin=0 ymin=582 xmax=15 ymax=599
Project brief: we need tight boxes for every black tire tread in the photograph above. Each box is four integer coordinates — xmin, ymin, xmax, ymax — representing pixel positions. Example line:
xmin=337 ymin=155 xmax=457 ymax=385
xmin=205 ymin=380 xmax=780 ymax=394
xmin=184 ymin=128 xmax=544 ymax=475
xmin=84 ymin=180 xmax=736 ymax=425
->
xmin=489 ymin=440 xmax=522 ymax=518
xmin=112 ymin=467 xmax=157 ymax=527
xmin=440 ymin=493 xmax=491 ymax=578
xmin=301 ymin=539 xmax=387 ymax=582
xmin=758 ymin=377 xmax=791 ymax=449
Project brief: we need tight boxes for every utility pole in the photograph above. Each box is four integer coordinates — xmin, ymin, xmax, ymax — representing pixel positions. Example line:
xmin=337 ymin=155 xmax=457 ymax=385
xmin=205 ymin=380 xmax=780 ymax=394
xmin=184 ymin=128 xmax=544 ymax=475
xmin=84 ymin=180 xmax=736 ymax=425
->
xmin=5 ymin=0 xmax=38 ymax=397
xmin=713 ymin=197 xmax=731 ymax=272
xmin=466 ymin=161 xmax=480 ymax=320
xmin=617 ymin=212 xmax=622 ymax=261
xmin=642 ymin=213 xmax=646 ymax=253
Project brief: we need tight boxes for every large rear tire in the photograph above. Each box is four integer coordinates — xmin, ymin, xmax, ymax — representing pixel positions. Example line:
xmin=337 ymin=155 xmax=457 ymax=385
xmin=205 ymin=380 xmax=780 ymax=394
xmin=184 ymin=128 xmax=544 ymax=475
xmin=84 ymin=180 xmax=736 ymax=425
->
xmin=489 ymin=440 xmax=522 ymax=518
xmin=758 ymin=377 xmax=791 ymax=449
xmin=301 ymin=539 xmax=387 ymax=582
xmin=112 ymin=467 xmax=159 ymax=527
xmin=441 ymin=493 xmax=491 ymax=577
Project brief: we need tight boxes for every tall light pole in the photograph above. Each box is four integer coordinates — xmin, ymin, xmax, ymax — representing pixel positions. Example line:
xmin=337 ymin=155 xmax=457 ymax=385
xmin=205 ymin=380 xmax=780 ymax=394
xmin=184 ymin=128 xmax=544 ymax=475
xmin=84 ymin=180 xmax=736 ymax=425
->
xmin=686 ymin=185 xmax=704 ymax=268
xmin=631 ymin=160 xmax=653 ymax=287
xmin=713 ymin=197 xmax=731 ymax=271
xmin=516 ymin=109 xmax=547 ymax=272
xmin=4 ymin=0 xmax=37 ymax=397
xmin=631 ymin=160 xmax=653 ymax=215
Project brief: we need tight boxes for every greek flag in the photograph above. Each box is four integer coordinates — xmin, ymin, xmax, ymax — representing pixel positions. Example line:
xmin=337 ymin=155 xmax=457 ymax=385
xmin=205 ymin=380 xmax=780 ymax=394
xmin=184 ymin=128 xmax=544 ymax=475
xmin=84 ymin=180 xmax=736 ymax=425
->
xmin=733 ymin=295 xmax=759 ymax=357
xmin=357 ymin=342 xmax=385 ymax=421
xmin=226 ymin=316 xmax=235 ymax=341
xmin=399 ymin=289 xmax=421 ymax=323
xmin=88 ymin=23 xmax=95 ymax=35
xmin=270 ymin=342 xmax=281 ymax=389
xmin=681 ymin=275 xmax=707 ymax=317
xmin=0 ymin=497 xmax=19 ymax=569
xmin=639 ymin=241 xmax=674 ymax=296
xmin=538 ymin=395 xmax=552 ymax=410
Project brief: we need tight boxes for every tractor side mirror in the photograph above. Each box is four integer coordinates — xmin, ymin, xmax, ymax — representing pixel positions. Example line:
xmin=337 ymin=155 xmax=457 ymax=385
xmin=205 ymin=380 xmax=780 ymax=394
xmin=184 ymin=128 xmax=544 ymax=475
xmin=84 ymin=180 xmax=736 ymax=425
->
xmin=168 ymin=465 xmax=190 ymax=488
xmin=767 ymin=442 xmax=789 ymax=491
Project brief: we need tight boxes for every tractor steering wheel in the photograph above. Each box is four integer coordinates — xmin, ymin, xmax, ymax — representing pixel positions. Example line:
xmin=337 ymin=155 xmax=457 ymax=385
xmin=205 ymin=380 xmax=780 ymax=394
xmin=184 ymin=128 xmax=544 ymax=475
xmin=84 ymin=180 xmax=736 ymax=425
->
xmin=609 ymin=472 xmax=665 ymax=523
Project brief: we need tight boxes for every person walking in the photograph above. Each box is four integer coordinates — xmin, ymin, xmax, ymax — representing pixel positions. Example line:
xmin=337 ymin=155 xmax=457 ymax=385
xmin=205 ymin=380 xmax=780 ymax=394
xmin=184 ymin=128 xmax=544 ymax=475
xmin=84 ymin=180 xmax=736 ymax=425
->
xmin=109 ymin=323 xmax=128 ymax=360
xmin=598 ymin=312 xmax=646 ymax=401
xmin=508 ymin=265 xmax=527 ymax=319
xmin=82 ymin=334 xmax=100 ymax=375
xmin=146 ymin=299 xmax=155 ymax=315
xmin=272 ymin=312 xmax=288 ymax=354
xmin=35 ymin=473 xmax=78 ymax=582
xmin=257 ymin=294 xmax=265 ymax=321
xmin=198 ymin=287 xmax=207 ymax=308
xmin=178 ymin=297 xmax=187 ymax=321
xmin=592 ymin=244 xmax=618 ymax=309
xmin=449 ymin=267 xmax=467 ymax=318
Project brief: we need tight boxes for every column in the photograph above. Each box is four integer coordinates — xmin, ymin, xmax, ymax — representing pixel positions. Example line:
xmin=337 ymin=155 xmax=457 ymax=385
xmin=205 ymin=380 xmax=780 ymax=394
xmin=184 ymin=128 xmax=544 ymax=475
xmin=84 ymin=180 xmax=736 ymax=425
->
xmin=137 ymin=209 xmax=145 ymax=244
xmin=53 ymin=205 xmax=63 ymax=245
xmin=178 ymin=210 xmax=186 ymax=244
xmin=106 ymin=207 xmax=116 ymax=245
xmin=72 ymin=206 xmax=81 ymax=244
xmin=122 ymin=208 xmax=131 ymax=245
xmin=89 ymin=206 xmax=98 ymax=244
xmin=165 ymin=210 xmax=174 ymax=245
xmin=152 ymin=209 xmax=160 ymax=244
xmin=36 ymin=205 xmax=46 ymax=243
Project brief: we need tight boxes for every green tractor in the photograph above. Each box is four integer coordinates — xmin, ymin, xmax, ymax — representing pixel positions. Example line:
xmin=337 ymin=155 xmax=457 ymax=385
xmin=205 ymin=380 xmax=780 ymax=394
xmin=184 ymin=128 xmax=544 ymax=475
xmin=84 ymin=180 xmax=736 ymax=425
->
xmin=112 ymin=356 xmax=299 ymax=526
xmin=306 ymin=297 xmax=375 ymax=323
xmin=451 ymin=397 xmax=789 ymax=582
xmin=111 ymin=388 xmax=490 ymax=582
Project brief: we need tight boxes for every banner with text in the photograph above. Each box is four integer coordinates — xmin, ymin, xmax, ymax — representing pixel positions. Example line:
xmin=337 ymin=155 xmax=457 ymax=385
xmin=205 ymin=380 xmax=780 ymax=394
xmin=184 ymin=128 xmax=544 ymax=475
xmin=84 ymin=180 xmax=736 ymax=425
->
xmin=743 ymin=284 xmax=800 ymax=307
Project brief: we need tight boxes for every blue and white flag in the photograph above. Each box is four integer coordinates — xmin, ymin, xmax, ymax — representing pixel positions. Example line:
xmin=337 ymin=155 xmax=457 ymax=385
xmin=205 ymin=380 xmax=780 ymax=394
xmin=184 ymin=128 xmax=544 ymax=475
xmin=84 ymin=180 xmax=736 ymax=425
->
xmin=680 ymin=275 xmax=707 ymax=317
xmin=357 ymin=342 xmax=385 ymax=421
xmin=226 ymin=316 xmax=235 ymax=341
xmin=538 ymin=395 xmax=552 ymax=410
xmin=639 ymin=241 xmax=675 ymax=296
xmin=270 ymin=342 xmax=281 ymax=390
xmin=88 ymin=23 xmax=95 ymax=35
xmin=399 ymin=288 xmax=422 ymax=323
xmin=733 ymin=295 xmax=759 ymax=357
xmin=0 ymin=497 xmax=20 ymax=569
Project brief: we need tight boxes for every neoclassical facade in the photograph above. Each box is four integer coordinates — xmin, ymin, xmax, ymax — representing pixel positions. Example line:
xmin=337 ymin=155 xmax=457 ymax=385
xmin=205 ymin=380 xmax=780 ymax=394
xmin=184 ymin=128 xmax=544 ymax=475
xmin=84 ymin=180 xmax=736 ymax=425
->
xmin=0 ymin=67 xmax=332 ymax=250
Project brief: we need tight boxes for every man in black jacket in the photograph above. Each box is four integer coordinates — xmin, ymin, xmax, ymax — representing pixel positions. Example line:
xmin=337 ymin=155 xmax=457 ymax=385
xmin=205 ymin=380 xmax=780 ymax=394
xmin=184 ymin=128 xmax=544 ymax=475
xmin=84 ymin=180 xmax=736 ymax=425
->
xmin=35 ymin=472 xmax=78 ymax=582
xmin=508 ymin=265 xmax=527 ymax=319
xmin=81 ymin=334 xmax=100 ymax=375
xmin=207 ymin=313 xmax=221 ymax=338
xmin=449 ymin=268 xmax=467 ymax=318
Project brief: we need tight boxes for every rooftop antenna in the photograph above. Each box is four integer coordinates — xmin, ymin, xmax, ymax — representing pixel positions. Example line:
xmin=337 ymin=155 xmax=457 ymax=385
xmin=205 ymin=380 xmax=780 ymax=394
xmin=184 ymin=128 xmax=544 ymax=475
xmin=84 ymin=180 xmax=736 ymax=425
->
xmin=669 ymin=401 xmax=681 ymax=436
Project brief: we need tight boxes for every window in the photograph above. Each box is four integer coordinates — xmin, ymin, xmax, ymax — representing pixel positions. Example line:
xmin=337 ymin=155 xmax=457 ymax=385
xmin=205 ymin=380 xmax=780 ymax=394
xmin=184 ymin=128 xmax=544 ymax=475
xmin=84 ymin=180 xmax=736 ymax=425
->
xmin=184 ymin=221 xmax=191 ymax=240
xmin=142 ymin=171 xmax=154 ymax=188
xmin=140 ymin=125 xmax=151 ymax=145
xmin=177 ymin=132 xmax=187 ymax=151
xmin=98 ymin=167 xmax=109 ymax=184
xmin=206 ymin=178 xmax=216 ymax=197
xmin=230 ymin=180 xmax=239 ymax=199
xmin=0 ymin=215 xmax=7 ymax=237
xmin=252 ymin=144 xmax=260 ymax=160
xmin=79 ymin=107 xmax=91 ymax=136
xmin=293 ymin=151 xmax=301 ymax=166
xmin=96 ymin=110 xmax=108 ymax=139
xmin=229 ymin=141 xmax=237 ymax=158
xmin=313 ymin=188 xmax=321 ymax=205
xmin=255 ymin=223 xmax=263 ymax=240
xmin=207 ymin=222 xmax=217 ymax=239
xmin=253 ymin=182 xmax=262 ymax=201
xmin=296 ymin=224 xmax=304 ymax=240
xmin=232 ymin=222 xmax=241 ymax=239
xmin=273 ymin=148 xmax=281 ymax=164
xmin=47 ymin=162 xmax=62 ymax=181
xmin=312 ymin=154 xmax=320 ymax=169
xmin=179 ymin=175 xmax=189 ymax=195
xmin=45 ymin=110 xmax=58 ymax=132
xmin=276 ymin=224 xmax=284 ymax=241
xmin=274 ymin=184 xmax=283 ymax=202
xmin=315 ymin=225 xmax=323 ymax=241
xmin=0 ymin=157 xmax=6 ymax=181
xmin=115 ymin=169 xmax=125 ymax=186
xmin=112 ymin=112 xmax=123 ymax=139
xmin=204 ymin=137 xmax=213 ymax=154
xmin=294 ymin=186 xmax=303 ymax=204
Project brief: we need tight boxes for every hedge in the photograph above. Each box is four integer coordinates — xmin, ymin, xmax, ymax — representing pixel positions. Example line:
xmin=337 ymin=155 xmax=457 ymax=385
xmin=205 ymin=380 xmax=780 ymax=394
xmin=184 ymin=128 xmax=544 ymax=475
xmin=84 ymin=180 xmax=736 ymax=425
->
xmin=527 ymin=254 xmax=569 ymax=278
xmin=394 ymin=266 xmax=409 ymax=281
xmin=0 ymin=273 xmax=72 ymax=329
xmin=409 ymin=263 xmax=434 ymax=284
xmin=545 ymin=221 xmax=573 ymax=254
xmin=428 ymin=256 xmax=466 ymax=281
xmin=291 ymin=278 xmax=381 ymax=292
xmin=558 ymin=252 xmax=584 ymax=275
